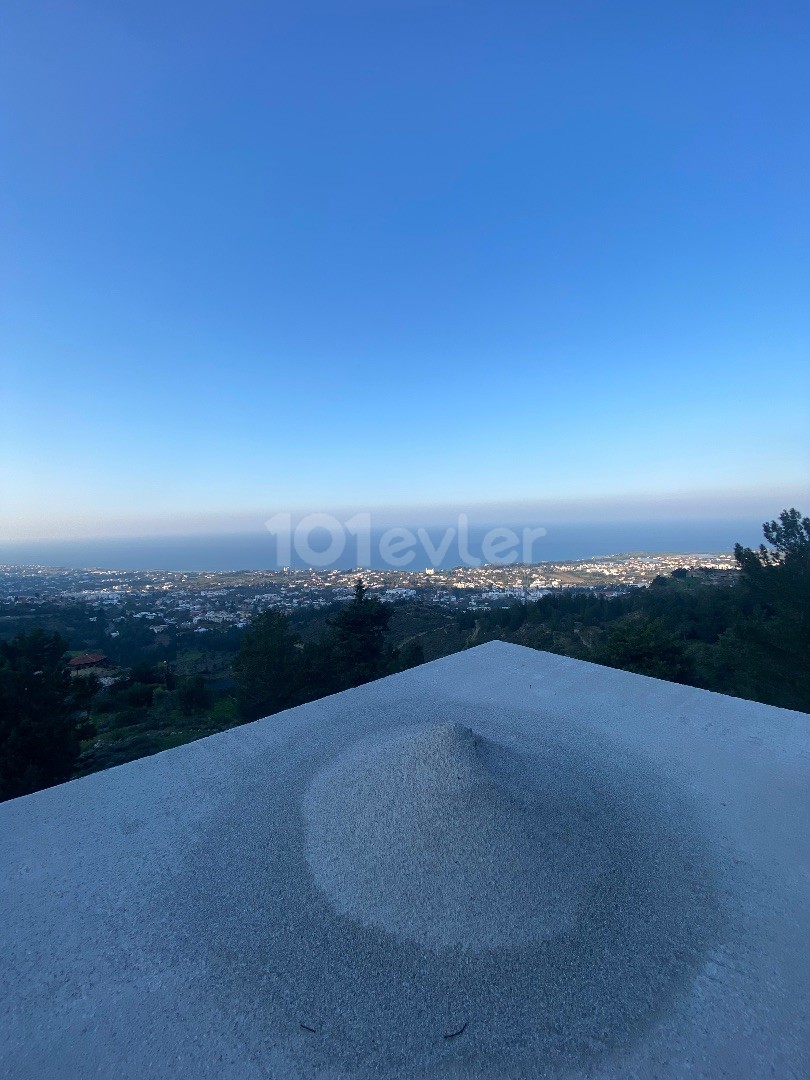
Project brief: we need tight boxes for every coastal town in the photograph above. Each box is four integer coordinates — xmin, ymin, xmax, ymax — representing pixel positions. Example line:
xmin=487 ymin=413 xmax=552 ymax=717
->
xmin=1 ymin=552 xmax=738 ymax=634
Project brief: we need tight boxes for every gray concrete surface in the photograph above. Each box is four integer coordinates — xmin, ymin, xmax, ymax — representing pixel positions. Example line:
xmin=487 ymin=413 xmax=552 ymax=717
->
xmin=1 ymin=642 xmax=808 ymax=1078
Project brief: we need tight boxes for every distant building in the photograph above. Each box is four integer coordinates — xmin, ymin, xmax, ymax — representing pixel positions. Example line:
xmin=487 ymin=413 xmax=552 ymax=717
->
xmin=67 ymin=652 xmax=111 ymax=676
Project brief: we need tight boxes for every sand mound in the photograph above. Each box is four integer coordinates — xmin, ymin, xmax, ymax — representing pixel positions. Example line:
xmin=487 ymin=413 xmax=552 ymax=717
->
xmin=303 ymin=722 xmax=606 ymax=948
xmin=172 ymin=704 xmax=723 ymax=1076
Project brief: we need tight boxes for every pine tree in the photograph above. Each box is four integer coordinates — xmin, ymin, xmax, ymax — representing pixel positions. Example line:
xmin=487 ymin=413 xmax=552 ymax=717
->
xmin=233 ymin=610 xmax=301 ymax=720
xmin=727 ymin=508 xmax=810 ymax=710
xmin=325 ymin=578 xmax=395 ymax=689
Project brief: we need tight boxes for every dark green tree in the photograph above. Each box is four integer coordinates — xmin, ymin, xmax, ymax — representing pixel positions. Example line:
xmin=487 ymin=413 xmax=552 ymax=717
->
xmin=233 ymin=610 xmax=301 ymax=720
xmin=726 ymin=508 xmax=810 ymax=710
xmin=325 ymin=578 xmax=395 ymax=689
xmin=177 ymin=675 xmax=213 ymax=715
xmin=396 ymin=638 xmax=425 ymax=671
xmin=0 ymin=630 xmax=96 ymax=801
xmin=598 ymin=617 xmax=693 ymax=683
xmin=735 ymin=508 xmax=810 ymax=569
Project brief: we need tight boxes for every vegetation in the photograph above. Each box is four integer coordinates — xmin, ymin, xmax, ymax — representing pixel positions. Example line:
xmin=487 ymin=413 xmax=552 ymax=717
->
xmin=728 ymin=508 xmax=810 ymax=710
xmin=233 ymin=609 xmax=300 ymax=720
xmin=234 ymin=579 xmax=422 ymax=718
xmin=467 ymin=508 xmax=810 ymax=712
xmin=0 ymin=630 xmax=96 ymax=800
xmin=0 ymin=510 xmax=807 ymax=801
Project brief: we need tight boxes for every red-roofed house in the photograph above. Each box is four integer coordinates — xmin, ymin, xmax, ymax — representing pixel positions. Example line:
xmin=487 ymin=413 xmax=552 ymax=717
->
xmin=68 ymin=652 xmax=110 ymax=676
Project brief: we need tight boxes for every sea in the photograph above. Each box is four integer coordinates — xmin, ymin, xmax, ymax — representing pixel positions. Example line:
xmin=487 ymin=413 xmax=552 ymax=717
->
xmin=0 ymin=519 xmax=764 ymax=573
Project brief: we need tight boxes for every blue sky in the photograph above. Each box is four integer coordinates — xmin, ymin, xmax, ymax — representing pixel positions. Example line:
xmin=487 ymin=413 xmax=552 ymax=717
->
xmin=1 ymin=0 xmax=808 ymax=539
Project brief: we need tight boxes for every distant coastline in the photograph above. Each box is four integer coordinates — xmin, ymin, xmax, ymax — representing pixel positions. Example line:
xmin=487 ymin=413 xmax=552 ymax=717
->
xmin=0 ymin=518 xmax=764 ymax=573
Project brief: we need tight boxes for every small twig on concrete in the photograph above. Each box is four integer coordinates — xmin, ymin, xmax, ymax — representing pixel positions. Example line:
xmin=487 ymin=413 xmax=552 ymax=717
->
xmin=443 ymin=1021 xmax=468 ymax=1039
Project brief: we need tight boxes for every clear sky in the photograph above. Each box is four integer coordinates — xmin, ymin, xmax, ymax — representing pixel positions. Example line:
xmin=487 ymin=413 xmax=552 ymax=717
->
xmin=1 ymin=0 xmax=808 ymax=539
